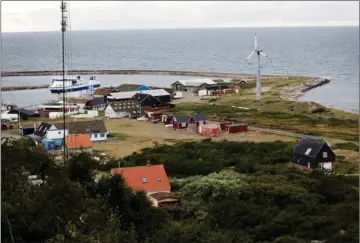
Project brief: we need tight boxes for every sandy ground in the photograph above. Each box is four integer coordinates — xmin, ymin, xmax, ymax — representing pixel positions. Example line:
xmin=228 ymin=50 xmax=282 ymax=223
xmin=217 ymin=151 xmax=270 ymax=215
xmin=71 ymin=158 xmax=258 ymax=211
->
xmin=94 ymin=118 xmax=295 ymax=158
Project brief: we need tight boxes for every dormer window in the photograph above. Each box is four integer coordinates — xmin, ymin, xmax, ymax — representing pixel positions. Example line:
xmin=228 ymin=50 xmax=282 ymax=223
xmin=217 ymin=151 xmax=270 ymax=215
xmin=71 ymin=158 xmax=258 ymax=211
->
xmin=142 ymin=177 xmax=147 ymax=183
xmin=305 ymin=148 xmax=312 ymax=156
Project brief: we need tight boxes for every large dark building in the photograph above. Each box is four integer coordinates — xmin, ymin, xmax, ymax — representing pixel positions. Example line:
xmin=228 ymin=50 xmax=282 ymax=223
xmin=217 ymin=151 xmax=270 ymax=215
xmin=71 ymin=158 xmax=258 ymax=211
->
xmin=292 ymin=137 xmax=336 ymax=171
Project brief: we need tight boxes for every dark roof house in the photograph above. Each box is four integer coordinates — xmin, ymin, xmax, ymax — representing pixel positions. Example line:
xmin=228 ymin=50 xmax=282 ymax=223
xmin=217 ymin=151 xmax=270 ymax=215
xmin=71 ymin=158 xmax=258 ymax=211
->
xmin=25 ymin=122 xmax=55 ymax=142
xmin=189 ymin=113 xmax=207 ymax=123
xmin=84 ymin=97 xmax=107 ymax=110
xmin=67 ymin=120 xmax=107 ymax=135
xmin=292 ymin=137 xmax=336 ymax=171
xmin=131 ymin=93 xmax=162 ymax=107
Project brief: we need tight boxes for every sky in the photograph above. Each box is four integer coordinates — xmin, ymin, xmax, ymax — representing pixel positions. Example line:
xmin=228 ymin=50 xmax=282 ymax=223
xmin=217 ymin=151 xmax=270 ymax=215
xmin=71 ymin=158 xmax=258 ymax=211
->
xmin=2 ymin=1 xmax=359 ymax=32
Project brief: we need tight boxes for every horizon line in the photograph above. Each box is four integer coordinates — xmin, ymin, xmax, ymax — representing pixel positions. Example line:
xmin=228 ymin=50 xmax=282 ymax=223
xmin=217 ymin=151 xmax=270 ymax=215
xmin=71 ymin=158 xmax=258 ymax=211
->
xmin=3 ymin=25 xmax=359 ymax=34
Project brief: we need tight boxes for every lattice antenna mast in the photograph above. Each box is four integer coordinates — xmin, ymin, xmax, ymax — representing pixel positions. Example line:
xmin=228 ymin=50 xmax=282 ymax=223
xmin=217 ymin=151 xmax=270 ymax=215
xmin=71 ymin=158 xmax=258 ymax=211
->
xmin=61 ymin=1 xmax=68 ymax=165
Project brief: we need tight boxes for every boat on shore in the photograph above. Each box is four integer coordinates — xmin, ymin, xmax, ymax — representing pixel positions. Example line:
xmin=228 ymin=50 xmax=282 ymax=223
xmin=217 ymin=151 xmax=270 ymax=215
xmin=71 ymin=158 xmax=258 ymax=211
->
xmin=49 ymin=75 xmax=100 ymax=94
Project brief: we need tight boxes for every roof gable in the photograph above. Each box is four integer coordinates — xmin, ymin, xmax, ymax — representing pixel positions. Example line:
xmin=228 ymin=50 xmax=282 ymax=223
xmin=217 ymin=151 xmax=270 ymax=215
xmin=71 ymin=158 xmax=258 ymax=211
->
xmin=191 ymin=113 xmax=207 ymax=122
xmin=111 ymin=164 xmax=171 ymax=192
xmin=65 ymin=134 xmax=92 ymax=149
xmin=173 ymin=115 xmax=189 ymax=123
xmin=34 ymin=122 xmax=54 ymax=137
xmin=294 ymin=137 xmax=327 ymax=158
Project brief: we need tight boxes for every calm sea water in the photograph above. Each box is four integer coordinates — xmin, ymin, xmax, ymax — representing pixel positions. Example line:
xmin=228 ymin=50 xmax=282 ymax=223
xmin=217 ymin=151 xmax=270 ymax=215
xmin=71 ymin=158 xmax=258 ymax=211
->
xmin=1 ymin=27 xmax=359 ymax=112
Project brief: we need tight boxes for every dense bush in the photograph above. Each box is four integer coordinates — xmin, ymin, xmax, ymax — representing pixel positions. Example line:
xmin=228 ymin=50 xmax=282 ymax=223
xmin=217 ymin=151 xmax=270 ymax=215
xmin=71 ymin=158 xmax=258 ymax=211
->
xmin=119 ymin=139 xmax=295 ymax=177
xmin=2 ymin=138 xmax=358 ymax=243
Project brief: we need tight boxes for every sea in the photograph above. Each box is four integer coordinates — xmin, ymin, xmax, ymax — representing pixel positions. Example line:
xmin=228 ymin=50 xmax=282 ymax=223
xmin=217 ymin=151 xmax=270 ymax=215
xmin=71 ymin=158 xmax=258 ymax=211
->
xmin=1 ymin=27 xmax=359 ymax=112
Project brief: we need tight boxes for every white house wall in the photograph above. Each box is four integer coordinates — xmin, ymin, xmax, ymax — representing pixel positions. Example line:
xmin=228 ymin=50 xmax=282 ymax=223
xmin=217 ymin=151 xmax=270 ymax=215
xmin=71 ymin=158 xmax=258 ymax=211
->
xmin=90 ymin=132 xmax=108 ymax=142
xmin=320 ymin=162 xmax=333 ymax=171
xmin=46 ymin=129 xmax=69 ymax=140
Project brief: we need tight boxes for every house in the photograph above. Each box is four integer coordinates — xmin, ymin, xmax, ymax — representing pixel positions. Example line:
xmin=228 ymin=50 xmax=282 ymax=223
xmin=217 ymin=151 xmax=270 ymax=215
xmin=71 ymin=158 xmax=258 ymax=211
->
xmin=188 ymin=113 xmax=207 ymax=127
xmin=67 ymin=120 xmax=108 ymax=142
xmin=20 ymin=126 xmax=35 ymax=136
xmin=171 ymin=115 xmax=189 ymax=130
xmin=107 ymin=89 xmax=171 ymax=103
xmin=25 ymin=122 xmax=55 ymax=144
xmin=84 ymin=97 xmax=107 ymax=111
xmin=143 ymin=89 xmax=171 ymax=103
xmin=111 ymin=160 xmax=179 ymax=207
xmin=292 ymin=137 xmax=336 ymax=171
xmin=8 ymin=108 xmax=38 ymax=120
xmin=131 ymin=93 xmax=162 ymax=108
xmin=45 ymin=123 xmax=69 ymax=146
xmin=104 ymin=100 xmax=142 ymax=118
xmin=161 ymin=114 xmax=174 ymax=124
xmin=171 ymin=79 xmax=217 ymax=92
xmin=65 ymin=134 xmax=93 ymax=154
xmin=225 ymin=123 xmax=248 ymax=133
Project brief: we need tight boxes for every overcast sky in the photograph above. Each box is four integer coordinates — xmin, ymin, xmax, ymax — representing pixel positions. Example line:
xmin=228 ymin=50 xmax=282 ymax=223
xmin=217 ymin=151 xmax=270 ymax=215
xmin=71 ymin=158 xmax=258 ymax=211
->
xmin=2 ymin=1 xmax=359 ymax=32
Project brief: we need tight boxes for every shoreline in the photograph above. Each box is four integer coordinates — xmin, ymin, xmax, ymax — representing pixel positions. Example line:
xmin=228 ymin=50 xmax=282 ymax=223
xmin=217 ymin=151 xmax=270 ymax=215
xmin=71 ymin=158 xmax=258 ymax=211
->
xmin=2 ymin=69 xmax=355 ymax=114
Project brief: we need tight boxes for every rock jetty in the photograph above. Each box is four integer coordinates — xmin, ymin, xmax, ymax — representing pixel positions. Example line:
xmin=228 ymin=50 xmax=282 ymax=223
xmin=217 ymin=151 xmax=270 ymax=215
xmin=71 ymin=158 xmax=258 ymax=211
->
xmin=1 ymin=69 xmax=314 ymax=80
xmin=1 ymin=84 xmax=49 ymax=91
xmin=280 ymin=78 xmax=331 ymax=101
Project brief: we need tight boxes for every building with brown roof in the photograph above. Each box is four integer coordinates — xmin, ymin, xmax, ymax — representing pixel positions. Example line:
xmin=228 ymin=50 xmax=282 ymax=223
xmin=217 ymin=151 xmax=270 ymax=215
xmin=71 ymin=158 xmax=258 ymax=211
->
xmin=67 ymin=120 xmax=108 ymax=142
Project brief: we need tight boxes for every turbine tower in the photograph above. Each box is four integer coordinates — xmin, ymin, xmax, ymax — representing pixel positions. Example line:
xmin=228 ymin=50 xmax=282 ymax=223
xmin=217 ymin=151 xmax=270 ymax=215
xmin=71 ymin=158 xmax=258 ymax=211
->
xmin=246 ymin=33 xmax=267 ymax=100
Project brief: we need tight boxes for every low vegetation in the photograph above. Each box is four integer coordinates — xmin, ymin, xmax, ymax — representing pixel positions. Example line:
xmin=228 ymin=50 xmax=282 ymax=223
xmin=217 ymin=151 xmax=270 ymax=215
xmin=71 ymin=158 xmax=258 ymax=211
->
xmin=2 ymin=138 xmax=358 ymax=243
xmin=171 ymin=100 xmax=359 ymax=141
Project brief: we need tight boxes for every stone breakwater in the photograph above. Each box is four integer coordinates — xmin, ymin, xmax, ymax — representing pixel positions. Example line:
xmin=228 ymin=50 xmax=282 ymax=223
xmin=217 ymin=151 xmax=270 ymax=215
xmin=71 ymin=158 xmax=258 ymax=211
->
xmin=1 ymin=69 xmax=315 ymax=79
xmin=1 ymin=84 xmax=50 ymax=91
xmin=279 ymin=78 xmax=331 ymax=101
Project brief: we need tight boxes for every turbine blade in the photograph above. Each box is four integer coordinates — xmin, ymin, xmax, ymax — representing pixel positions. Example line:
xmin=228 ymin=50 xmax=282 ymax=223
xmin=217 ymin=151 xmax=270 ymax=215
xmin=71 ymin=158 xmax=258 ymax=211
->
xmin=246 ymin=51 xmax=255 ymax=61
xmin=260 ymin=51 xmax=267 ymax=57
xmin=254 ymin=34 xmax=258 ymax=49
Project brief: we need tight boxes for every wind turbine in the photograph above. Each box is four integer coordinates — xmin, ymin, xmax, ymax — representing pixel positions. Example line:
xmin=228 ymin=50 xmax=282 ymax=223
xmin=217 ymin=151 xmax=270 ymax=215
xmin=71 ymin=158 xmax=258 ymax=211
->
xmin=246 ymin=33 xmax=267 ymax=100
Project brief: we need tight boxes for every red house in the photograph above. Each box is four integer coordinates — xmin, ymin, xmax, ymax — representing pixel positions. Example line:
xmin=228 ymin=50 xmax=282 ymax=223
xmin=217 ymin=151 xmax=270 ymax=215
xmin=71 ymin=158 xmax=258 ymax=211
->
xmin=188 ymin=113 xmax=207 ymax=127
xmin=171 ymin=115 xmax=189 ymax=130
xmin=226 ymin=123 xmax=248 ymax=133
xmin=161 ymin=114 xmax=174 ymax=124
xmin=218 ymin=122 xmax=233 ymax=131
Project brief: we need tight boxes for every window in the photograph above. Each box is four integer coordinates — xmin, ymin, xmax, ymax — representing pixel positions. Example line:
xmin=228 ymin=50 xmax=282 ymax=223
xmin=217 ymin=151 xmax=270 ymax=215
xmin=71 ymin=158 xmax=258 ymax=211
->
xmin=157 ymin=177 xmax=161 ymax=182
xmin=94 ymin=134 xmax=98 ymax=138
xmin=182 ymin=123 xmax=187 ymax=127
xmin=100 ymin=133 xmax=105 ymax=138
xmin=142 ymin=177 xmax=147 ymax=183
xmin=323 ymin=152 xmax=328 ymax=158
xmin=304 ymin=148 xmax=312 ymax=156
xmin=58 ymin=131 xmax=61 ymax=134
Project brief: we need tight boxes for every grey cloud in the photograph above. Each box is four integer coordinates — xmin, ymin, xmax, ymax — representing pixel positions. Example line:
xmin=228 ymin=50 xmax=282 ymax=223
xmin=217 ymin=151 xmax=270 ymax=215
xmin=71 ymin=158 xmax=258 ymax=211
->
xmin=2 ymin=1 xmax=359 ymax=32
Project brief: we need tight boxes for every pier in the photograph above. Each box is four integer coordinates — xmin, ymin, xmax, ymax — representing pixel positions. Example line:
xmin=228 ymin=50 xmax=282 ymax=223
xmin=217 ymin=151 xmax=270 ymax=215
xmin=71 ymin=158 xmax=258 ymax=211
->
xmin=1 ymin=84 xmax=50 ymax=92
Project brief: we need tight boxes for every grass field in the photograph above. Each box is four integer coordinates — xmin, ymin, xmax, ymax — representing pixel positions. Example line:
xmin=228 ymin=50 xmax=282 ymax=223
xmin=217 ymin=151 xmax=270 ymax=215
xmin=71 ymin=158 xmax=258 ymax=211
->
xmin=93 ymin=119 xmax=295 ymax=158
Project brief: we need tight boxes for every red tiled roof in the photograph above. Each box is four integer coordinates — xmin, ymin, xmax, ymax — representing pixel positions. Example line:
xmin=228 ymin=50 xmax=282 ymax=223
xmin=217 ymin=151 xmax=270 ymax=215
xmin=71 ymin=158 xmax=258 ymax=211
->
xmin=65 ymin=134 xmax=92 ymax=149
xmin=111 ymin=164 xmax=171 ymax=192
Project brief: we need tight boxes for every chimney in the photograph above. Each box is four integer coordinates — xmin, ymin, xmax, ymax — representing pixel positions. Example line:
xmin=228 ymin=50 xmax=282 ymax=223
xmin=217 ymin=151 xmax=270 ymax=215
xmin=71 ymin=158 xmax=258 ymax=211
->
xmin=146 ymin=160 xmax=151 ymax=167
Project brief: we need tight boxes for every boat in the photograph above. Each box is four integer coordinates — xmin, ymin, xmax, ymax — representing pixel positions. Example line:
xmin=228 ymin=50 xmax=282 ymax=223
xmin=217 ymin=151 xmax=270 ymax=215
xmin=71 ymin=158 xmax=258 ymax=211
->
xmin=49 ymin=75 xmax=100 ymax=94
